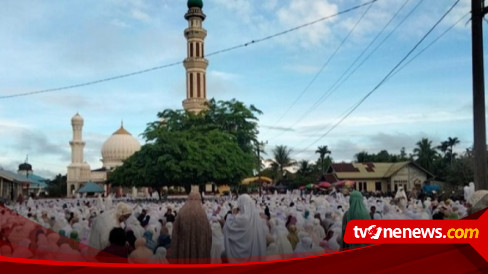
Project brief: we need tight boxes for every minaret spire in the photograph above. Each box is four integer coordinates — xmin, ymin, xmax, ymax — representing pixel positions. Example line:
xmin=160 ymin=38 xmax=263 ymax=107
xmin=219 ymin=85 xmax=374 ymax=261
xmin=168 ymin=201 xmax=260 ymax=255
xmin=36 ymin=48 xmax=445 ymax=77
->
xmin=182 ymin=0 xmax=208 ymax=114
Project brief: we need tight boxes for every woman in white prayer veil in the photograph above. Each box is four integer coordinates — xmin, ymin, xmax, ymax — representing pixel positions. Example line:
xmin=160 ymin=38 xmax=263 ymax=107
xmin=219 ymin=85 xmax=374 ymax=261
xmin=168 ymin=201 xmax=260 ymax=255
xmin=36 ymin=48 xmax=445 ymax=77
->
xmin=464 ymin=182 xmax=475 ymax=203
xmin=88 ymin=202 xmax=132 ymax=253
xmin=275 ymin=231 xmax=293 ymax=255
xmin=105 ymin=194 xmax=113 ymax=209
xmin=223 ymin=194 xmax=267 ymax=263
xmin=210 ymin=217 xmax=225 ymax=264
xmin=395 ymin=186 xmax=407 ymax=200
xmin=293 ymin=233 xmax=313 ymax=255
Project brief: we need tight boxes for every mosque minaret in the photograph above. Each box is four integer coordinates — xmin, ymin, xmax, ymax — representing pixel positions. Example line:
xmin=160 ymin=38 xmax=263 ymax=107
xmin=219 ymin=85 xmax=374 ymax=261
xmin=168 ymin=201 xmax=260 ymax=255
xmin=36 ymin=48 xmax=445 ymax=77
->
xmin=182 ymin=0 xmax=208 ymax=113
xmin=67 ymin=113 xmax=91 ymax=196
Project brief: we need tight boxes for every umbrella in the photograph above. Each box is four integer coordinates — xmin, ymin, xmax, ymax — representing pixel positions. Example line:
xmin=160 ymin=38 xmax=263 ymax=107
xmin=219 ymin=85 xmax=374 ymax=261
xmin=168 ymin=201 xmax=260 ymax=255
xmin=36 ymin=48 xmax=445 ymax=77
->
xmin=241 ymin=176 xmax=273 ymax=185
xmin=306 ymin=183 xmax=316 ymax=189
xmin=299 ymin=186 xmax=306 ymax=190
xmin=317 ymin=181 xmax=331 ymax=188
xmin=335 ymin=180 xmax=355 ymax=187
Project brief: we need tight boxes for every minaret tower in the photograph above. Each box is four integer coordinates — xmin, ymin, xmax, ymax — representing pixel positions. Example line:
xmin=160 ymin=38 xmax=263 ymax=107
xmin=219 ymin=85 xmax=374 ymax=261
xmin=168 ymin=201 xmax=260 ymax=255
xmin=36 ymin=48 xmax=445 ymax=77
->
xmin=182 ymin=0 xmax=208 ymax=113
xmin=67 ymin=113 xmax=91 ymax=196
xmin=70 ymin=113 xmax=85 ymax=165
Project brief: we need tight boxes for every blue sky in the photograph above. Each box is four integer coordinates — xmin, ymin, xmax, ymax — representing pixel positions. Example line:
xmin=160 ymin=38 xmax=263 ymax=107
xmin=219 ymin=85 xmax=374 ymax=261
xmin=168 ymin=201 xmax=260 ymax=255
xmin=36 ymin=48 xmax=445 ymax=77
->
xmin=0 ymin=0 xmax=479 ymax=179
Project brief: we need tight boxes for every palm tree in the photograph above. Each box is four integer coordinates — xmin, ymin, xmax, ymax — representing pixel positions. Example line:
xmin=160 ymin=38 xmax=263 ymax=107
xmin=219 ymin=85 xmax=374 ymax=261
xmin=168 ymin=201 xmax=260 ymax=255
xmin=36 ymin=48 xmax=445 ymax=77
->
xmin=315 ymin=145 xmax=331 ymax=175
xmin=446 ymin=137 xmax=460 ymax=166
xmin=437 ymin=141 xmax=449 ymax=158
xmin=297 ymin=160 xmax=312 ymax=177
xmin=272 ymin=145 xmax=295 ymax=181
xmin=413 ymin=138 xmax=438 ymax=172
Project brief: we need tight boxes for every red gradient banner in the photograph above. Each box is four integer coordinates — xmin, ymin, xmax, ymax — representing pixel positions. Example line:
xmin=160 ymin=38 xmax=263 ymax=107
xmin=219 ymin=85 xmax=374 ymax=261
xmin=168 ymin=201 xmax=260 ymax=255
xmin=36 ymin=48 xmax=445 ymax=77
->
xmin=0 ymin=206 xmax=487 ymax=272
xmin=344 ymin=210 xmax=488 ymax=261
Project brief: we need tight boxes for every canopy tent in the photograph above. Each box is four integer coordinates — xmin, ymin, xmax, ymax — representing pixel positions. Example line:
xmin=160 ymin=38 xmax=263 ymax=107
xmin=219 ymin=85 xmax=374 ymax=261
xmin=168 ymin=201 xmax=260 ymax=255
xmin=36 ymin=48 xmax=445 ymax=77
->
xmin=76 ymin=182 xmax=104 ymax=193
xmin=241 ymin=176 xmax=273 ymax=186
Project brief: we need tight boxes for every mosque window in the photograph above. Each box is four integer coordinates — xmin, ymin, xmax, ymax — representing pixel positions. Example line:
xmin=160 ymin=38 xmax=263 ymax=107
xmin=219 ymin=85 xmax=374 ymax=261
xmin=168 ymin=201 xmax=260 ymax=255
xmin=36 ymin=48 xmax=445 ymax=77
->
xmin=203 ymin=74 xmax=206 ymax=97
xmin=189 ymin=73 xmax=194 ymax=98
xmin=190 ymin=43 xmax=193 ymax=57
xmin=196 ymin=42 xmax=200 ymax=57
xmin=197 ymin=73 xmax=201 ymax=97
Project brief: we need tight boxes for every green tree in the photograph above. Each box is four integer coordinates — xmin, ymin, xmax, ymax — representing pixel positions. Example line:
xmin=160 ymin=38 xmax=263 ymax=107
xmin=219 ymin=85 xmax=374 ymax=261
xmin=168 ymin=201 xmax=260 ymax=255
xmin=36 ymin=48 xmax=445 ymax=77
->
xmin=271 ymin=145 xmax=295 ymax=181
xmin=446 ymin=137 xmax=460 ymax=166
xmin=144 ymin=98 xmax=262 ymax=154
xmin=297 ymin=160 xmax=312 ymax=177
xmin=355 ymin=151 xmax=372 ymax=162
xmin=315 ymin=145 xmax=331 ymax=175
xmin=110 ymin=99 xmax=260 ymax=194
xmin=413 ymin=138 xmax=438 ymax=173
xmin=45 ymin=174 xmax=67 ymax=198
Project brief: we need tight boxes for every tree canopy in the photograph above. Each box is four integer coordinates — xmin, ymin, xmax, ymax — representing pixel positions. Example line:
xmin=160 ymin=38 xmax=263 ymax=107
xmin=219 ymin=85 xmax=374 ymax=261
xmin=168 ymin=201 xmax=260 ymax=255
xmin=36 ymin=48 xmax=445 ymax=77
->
xmin=109 ymin=99 xmax=261 ymax=192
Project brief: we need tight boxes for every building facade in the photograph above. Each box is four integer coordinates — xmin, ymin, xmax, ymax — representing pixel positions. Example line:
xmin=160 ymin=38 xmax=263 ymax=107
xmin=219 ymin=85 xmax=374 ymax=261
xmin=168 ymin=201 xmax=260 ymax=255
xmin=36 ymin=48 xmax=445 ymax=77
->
xmin=326 ymin=161 xmax=433 ymax=193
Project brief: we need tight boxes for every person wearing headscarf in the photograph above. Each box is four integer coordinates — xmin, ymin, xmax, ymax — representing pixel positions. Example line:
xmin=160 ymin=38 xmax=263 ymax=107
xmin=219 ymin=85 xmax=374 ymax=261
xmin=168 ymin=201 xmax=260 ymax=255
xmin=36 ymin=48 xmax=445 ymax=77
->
xmin=341 ymin=191 xmax=371 ymax=249
xmin=223 ymin=194 xmax=267 ymax=263
xmin=169 ymin=192 xmax=212 ymax=264
xmin=210 ymin=216 xmax=225 ymax=264
xmin=89 ymin=202 xmax=133 ymax=252
xmin=128 ymin=238 xmax=154 ymax=264
xmin=143 ymin=230 xmax=157 ymax=252
xmin=293 ymin=232 xmax=313 ymax=255
xmin=152 ymin=247 xmax=169 ymax=264
xmin=468 ymin=190 xmax=488 ymax=215
xmin=95 ymin=227 xmax=129 ymax=263
xmin=287 ymin=225 xmax=299 ymax=250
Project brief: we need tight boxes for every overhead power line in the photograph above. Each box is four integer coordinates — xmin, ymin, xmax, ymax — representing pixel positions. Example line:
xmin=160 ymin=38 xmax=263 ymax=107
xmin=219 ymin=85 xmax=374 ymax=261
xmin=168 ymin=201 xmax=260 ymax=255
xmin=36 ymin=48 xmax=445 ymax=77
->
xmin=272 ymin=0 xmax=377 ymax=127
xmin=0 ymin=0 xmax=378 ymax=100
xmin=294 ymin=0 xmax=462 ymax=156
xmin=287 ymin=0 xmax=424 ymax=148
xmin=287 ymin=0 xmax=420 ymax=135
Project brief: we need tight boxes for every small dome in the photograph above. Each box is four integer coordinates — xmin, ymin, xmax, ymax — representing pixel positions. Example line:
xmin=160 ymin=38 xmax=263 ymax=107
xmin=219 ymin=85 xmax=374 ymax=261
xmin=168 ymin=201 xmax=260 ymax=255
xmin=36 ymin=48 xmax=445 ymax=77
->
xmin=188 ymin=0 xmax=203 ymax=8
xmin=71 ymin=113 xmax=84 ymax=124
xmin=101 ymin=125 xmax=141 ymax=169
xmin=18 ymin=162 xmax=32 ymax=172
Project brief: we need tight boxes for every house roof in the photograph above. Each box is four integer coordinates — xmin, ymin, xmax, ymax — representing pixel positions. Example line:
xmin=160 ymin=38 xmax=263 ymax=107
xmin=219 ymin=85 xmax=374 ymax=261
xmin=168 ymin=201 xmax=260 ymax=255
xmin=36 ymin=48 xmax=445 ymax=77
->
xmin=330 ymin=161 xmax=432 ymax=180
xmin=323 ymin=174 xmax=339 ymax=183
xmin=23 ymin=174 xmax=47 ymax=189
xmin=0 ymin=169 xmax=33 ymax=184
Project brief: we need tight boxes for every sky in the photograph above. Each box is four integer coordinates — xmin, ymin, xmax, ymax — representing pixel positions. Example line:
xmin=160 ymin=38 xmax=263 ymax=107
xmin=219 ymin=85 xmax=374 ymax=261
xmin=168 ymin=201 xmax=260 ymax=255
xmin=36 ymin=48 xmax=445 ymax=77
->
xmin=0 ymin=0 xmax=481 ymax=179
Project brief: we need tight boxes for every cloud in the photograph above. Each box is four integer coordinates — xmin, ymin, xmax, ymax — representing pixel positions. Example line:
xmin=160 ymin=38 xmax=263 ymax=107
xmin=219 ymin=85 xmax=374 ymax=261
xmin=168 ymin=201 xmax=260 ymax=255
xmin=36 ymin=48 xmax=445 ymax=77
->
xmin=131 ymin=9 xmax=151 ymax=22
xmin=296 ymin=110 xmax=472 ymax=137
xmin=110 ymin=18 xmax=130 ymax=28
xmin=260 ymin=125 xmax=295 ymax=132
xmin=12 ymin=129 xmax=69 ymax=160
xmin=276 ymin=0 xmax=339 ymax=48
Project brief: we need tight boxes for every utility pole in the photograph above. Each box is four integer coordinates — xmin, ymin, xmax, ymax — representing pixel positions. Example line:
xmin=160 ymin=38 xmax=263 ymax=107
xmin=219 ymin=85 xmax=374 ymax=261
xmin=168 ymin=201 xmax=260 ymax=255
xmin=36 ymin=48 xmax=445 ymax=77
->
xmin=472 ymin=0 xmax=488 ymax=190
xmin=255 ymin=140 xmax=267 ymax=197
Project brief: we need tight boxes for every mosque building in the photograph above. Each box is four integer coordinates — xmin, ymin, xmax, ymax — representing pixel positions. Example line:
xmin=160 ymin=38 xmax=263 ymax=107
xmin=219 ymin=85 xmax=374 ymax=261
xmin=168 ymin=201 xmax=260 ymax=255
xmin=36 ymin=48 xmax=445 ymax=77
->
xmin=66 ymin=113 xmax=141 ymax=196
xmin=66 ymin=0 xmax=209 ymax=196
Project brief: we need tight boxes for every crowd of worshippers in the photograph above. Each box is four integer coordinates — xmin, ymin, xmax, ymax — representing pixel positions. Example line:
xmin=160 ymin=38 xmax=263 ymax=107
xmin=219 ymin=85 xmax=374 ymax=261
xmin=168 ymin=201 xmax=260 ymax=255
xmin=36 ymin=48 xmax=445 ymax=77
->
xmin=0 ymin=185 xmax=487 ymax=264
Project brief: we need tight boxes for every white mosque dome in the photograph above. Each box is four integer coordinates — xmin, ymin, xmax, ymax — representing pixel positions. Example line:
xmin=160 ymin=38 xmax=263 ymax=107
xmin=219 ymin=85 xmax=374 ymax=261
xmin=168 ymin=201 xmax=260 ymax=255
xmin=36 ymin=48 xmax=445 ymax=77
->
xmin=101 ymin=125 xmax=141 ymax=169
